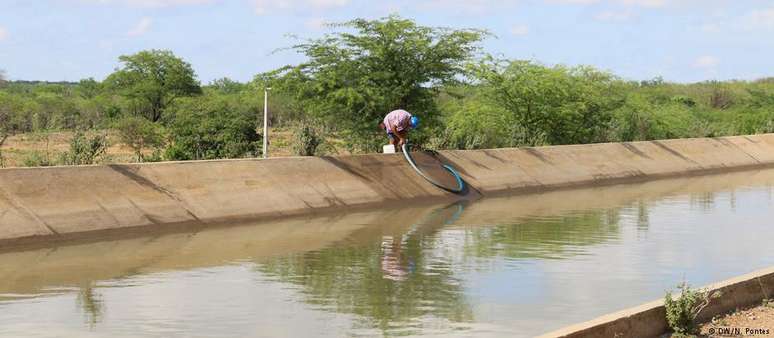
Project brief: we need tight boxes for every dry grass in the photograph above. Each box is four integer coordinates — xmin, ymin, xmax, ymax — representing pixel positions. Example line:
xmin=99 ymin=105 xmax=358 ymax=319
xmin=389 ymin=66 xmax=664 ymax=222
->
xmin=698 ymin=301 xmax=774 ymax=337
xmin=0 ymin=128 xmax=350 ymax=168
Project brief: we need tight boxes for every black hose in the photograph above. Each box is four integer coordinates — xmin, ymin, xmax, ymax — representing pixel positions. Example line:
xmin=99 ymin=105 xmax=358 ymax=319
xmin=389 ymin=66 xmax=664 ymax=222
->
xmin=401 ymin=144 xmax=465 ymax=194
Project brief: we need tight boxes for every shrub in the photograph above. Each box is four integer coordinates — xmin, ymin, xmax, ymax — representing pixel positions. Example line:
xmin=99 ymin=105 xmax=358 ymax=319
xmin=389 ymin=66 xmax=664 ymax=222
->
xmin=60 ymin=131 xmax=108 ymax=165
xmin=671 ymin=95 xmax=696 ymax=107
xmin=23 ymin=151 xmax=55 ymax=167
xmin=115 ymin=116 xmax=166 ymax=162
xmin=165 ymin=96 xmax=261 ymax=160
xmin=664 ymin=282 xmax=720 ymax=336
xmin=291 ymin=123 xmax=323 ymax=156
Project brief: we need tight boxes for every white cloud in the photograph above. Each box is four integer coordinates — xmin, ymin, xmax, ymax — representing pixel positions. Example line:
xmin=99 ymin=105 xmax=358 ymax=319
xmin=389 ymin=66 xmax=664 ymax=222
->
xmin=693 ymin=55 xmax=719 ymax=68
xmin=546 ymin=0 xmax=666 ymax=7
xmin=0 ymin=27 xmax=7 ymax=41
xmin=308 ymin=0 xmax=349 ymax=7
xmin=618 ymin=0 xmax=664 ymax=7
xmin=750 ymin=7 xmax=774 ymax=27
xmin=80 ymin=0 xmax=214 ymax=7
xmin=410 ymin=0 xmax=522 ymax=16
xmin=546 ymin=0 xmax=600 ymax=4
xmin=699 ymin=23 xmax=721 ymax=33
xmin=127 ymin=17 xmax=153 ymax=37
xmin=510 ymin=24 xmax=529 ymax=36
xmin=595 ymin=10 xmax=634 ymax=21
xmin=252 ymin=0 xmax=350 ymax=15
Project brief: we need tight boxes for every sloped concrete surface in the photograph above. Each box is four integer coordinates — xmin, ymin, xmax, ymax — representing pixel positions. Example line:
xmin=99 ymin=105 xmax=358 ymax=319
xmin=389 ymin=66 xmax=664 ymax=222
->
xmin=2 ymin=134 xmax=774 ymax=245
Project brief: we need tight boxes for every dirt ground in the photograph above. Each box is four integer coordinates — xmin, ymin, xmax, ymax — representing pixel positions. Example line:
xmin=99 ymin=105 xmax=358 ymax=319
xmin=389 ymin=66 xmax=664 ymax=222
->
xmin=699 ymin=301 xmax=774 ymax=337
xmin=0 ymin=128 xmax=316 ymax=168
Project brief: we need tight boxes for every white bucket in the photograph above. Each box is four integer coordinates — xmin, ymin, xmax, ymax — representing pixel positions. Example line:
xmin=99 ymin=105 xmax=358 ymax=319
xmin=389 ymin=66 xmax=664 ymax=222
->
xmin=383 ymin=144 xmax=396 ymax=154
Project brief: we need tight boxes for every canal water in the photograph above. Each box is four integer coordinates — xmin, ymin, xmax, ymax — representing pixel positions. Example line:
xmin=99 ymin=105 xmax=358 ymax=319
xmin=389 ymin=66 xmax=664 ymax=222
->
xmin=1 ymin=169 xmax=774 ymax=337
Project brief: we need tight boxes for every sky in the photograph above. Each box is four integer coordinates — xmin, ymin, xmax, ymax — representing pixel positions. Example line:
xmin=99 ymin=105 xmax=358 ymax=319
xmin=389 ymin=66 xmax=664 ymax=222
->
xmin=0 ymin=0 xmax=772 ymax=84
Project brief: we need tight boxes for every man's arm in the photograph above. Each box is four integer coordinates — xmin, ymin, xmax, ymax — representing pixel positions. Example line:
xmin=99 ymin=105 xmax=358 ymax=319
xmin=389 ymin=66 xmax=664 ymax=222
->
xmin=389 ymin=123 xmax=408 ymax=147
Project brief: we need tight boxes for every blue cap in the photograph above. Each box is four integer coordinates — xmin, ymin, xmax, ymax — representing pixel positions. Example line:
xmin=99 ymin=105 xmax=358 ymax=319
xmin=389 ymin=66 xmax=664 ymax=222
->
xmin=410 ymin=116 xmax=420 ymax=129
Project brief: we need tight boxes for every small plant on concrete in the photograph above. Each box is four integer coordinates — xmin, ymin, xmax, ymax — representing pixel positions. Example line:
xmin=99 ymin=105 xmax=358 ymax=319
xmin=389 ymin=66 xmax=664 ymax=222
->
xmin=664 ymin=281 xmax=720 ymax=336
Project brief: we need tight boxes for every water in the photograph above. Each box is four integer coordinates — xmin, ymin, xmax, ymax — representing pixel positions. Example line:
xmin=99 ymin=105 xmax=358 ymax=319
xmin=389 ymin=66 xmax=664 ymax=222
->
xmin=1 ymin=169 xmax=774 ymax=337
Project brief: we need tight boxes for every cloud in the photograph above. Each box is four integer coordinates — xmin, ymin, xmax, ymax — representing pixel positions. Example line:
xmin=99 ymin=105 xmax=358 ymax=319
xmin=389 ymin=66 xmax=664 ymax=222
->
xmin=546 ymin=0 xmax=666 ymax=7
xmin=0 ymin=27 xmax=7 ymax=41
xmin=617 ymin=0 xmax=664 ymax=7
xmin=693 ymin=55 xmax=719 ymax=68
xmin=80 ymin=0 xmax=214 ymax=6
xmin=749 ymin=7 xmax=774 ymax=27
xmin=252 ymin=0 xmax=350 ymax=15
xmin=595 ymin=10 xmax=634 ymax=21
xmin=699 ymin=23 xmax=721 ymax=33
xmin=127 ymin=17 xmax=153 ymax=37
xmin=546 ymin=0 xmax=600 ymax=4
xmin=510 ymin=24 xmax=529 ymax=36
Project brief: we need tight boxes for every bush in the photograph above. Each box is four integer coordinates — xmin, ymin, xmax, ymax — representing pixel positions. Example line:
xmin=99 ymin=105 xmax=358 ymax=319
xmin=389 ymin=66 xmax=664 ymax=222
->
xmin=165 ymin=96 xmax=261 ymax=160
xmin=59 ymin=131 xmax=108 ymax=165
xmin=291 ymin=123 xmax=323 ymax=156
xmin=23 ymin=150 xmax=55 ymax=167
xmin=664 ymin=282 xmax=719 ymax=336
xmin=115 ymin=116 xmax=166 ymax=162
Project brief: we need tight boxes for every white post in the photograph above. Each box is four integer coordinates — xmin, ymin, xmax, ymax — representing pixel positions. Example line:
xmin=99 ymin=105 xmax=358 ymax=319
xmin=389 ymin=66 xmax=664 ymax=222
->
xmin=263 ymin=87 xmax=271 ymax=159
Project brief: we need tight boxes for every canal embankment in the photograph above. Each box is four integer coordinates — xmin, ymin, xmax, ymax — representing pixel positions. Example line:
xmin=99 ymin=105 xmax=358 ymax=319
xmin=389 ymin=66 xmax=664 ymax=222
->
xmin=539 ymin=266 xmax=774 ymax=338
xmin=2 ymin=134 xmax=774 ymax=246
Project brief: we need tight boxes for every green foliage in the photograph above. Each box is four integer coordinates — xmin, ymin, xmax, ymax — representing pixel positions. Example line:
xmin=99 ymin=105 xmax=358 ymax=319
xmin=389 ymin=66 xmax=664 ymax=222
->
xmin=5 ymin=22 xmax=774 ymax=166
xmin=262 ymin=15 xmax=487 ymax=152
xmin=466 ymin=59 xmax=623 ymax=146
xmin=671 ymin=95 xmax=696 ymax=107
xmin=664 ymin=282 xmax=719 ymax=336
xmin=292 ymin=122 xmax=323 ymax=156
xmin=165 ymin=96 xmax=261 ymax=160
xmin=23 ymin=151 xmax=55 ymax=167
xmin=116 ymin=116 xmax=166 ymax=162
xmin=208 ymin=77 xmax=247 ymax=95
xmin=59 ymin=131 xmax=108 ymax=165
xmin=105 ymin=49 xmax=202 ymax=122
xmin=432 ymin=89 xmax=512 ymax=149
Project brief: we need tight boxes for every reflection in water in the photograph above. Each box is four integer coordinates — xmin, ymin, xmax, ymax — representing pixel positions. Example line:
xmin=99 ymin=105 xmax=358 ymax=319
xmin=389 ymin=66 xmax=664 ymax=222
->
xmin=1 ymin=169 xmax=774 ymax=337
xmin=461 ymin=210 xmax=622 ymax=261
xmin=76 ymin=285 xmax=103 ymax=328
xmin=256 ymin=203 xmax=474 ymax=336
xmin=253 ymin=203 xmax=631 ymax=335
xmin=690 ymin=192 xmax=716 ymax=211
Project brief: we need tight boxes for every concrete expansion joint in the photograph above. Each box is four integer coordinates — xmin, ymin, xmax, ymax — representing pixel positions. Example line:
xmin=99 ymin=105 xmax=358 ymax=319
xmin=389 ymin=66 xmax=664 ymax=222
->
xmin=1 ymin=134 xmax=774 ymax=246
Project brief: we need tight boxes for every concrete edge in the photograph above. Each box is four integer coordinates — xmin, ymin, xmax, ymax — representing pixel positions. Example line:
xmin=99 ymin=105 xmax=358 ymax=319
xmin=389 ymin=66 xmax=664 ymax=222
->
xmin=0 ymin=191 xmax=469 ymax=251
xmin=538 ymin=266 xmax=774 ymax=338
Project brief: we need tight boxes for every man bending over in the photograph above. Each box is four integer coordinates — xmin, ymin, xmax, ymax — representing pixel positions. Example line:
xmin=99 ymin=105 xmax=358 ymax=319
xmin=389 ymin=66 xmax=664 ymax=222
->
xmin=378 ymin=109 xmax=419 ymax=150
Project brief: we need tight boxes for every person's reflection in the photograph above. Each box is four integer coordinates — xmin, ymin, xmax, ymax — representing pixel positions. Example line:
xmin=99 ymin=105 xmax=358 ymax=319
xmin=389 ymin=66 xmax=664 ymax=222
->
xmin=380 ymin=235 xmax=413 ymax=281
xmin=379 ymin=202 xmax=465 ymax=282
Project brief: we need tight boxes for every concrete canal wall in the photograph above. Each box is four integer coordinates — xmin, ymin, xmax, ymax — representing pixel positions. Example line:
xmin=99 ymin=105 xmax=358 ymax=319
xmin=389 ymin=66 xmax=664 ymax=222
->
xmin=539 ymin=266 xmax=774 ymax=338
xmin=3 ymin=134 xmax=774 ymax=245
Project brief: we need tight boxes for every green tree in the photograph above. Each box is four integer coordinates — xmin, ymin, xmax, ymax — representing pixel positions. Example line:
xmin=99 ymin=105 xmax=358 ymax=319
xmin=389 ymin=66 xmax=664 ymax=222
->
xmin=165 ymin=96 xmax=261 ymax=160
xmin=471 ymin=59 xmax=625 ymax=146
xmin=262 ymin=15 xmax=487 ymax=152
xmin=208 ymin=77 xmax=246 ymax=95
xmin=116 ymin=116 xmax=166 ymax=162
xmin=106 ymin=50 xmax=202 ymax=122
